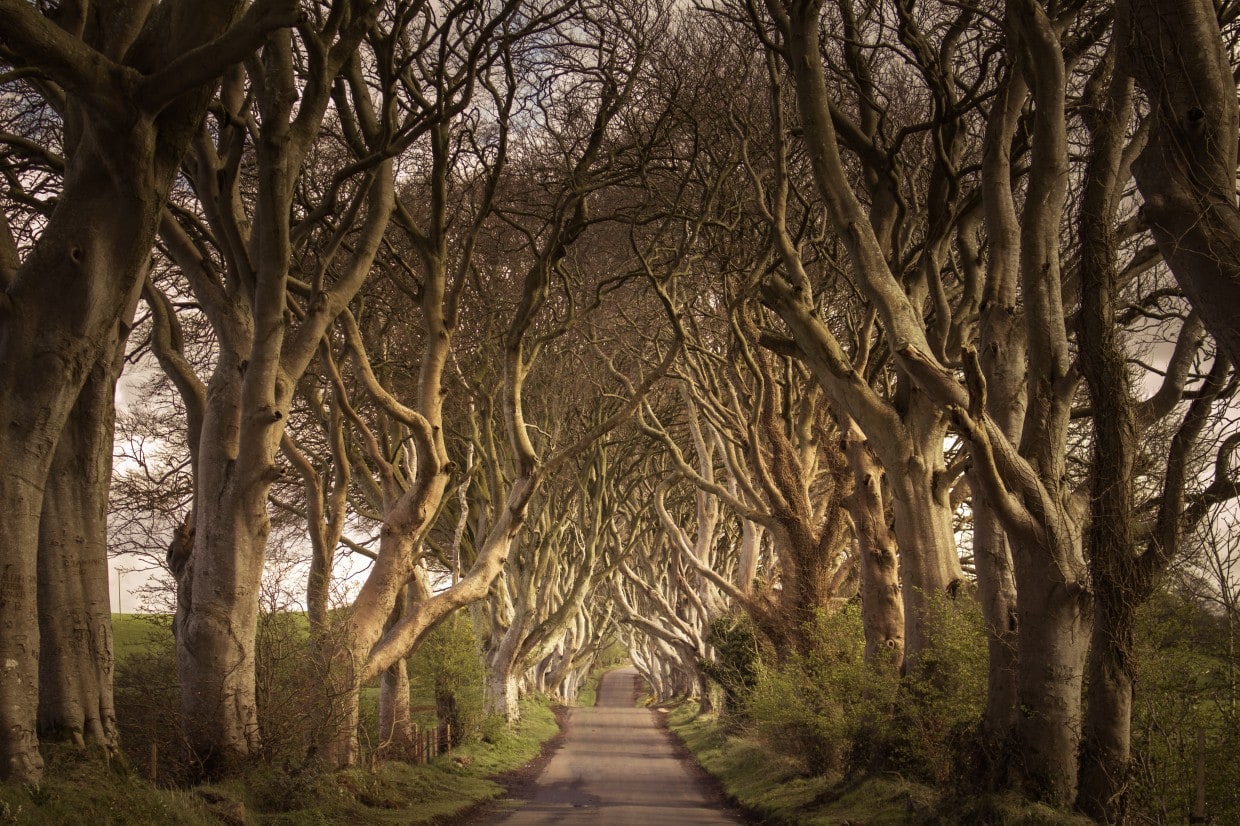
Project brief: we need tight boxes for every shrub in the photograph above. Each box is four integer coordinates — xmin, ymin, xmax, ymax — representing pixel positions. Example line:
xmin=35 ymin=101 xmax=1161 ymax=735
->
xmin=1129 ymin=591 xmax=1239 ymax=824
xmin=112 ymin=617 xmax=194 ymax=785
xmin=701 ymin=613 xmax=762 ymax=715
xmin=744 ymin=605 xmax=898 ymax=775
xmin=408 ymin=612 xmax=487 ymax=746
xmin=741 ymin=595 xmax=986 ymax=782
xmin=879 ymin=592 xmax=987 ymax=783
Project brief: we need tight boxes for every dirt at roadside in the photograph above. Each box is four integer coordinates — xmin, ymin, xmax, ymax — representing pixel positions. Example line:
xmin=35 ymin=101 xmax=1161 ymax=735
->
xmin=651 ymin=703 xmax=758 ymax=825
xmin=440 ymin=704 xmax=572 ymax=824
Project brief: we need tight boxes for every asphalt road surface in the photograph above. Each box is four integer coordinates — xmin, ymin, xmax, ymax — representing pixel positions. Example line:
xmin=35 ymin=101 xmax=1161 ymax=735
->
xmin=486 ymin=666 xmax=741 ymax=825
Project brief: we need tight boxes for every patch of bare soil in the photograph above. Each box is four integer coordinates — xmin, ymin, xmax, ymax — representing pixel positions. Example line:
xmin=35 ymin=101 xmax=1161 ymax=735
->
xmin=494 ymin=704 xmax=573 ymax=799
xmin=651 ymin=704 xmax=759 ymax=825
xmin=440 ymin=705 xmax=572 ymax=824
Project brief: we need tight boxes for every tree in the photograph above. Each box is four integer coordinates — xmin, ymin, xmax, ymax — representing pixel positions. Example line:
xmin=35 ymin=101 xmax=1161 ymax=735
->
xmin=0 ymin=0 xmax=298 ymax=783
xmin=1122 ymin=0 xmax=1240 ymax=368
xmin=153 ymin=0 xmax=396 ymax=771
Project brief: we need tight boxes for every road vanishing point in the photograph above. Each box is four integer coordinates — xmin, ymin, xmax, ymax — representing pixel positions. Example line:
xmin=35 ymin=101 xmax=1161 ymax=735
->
xmin=486 ymin=666 xmax=742 ymax=825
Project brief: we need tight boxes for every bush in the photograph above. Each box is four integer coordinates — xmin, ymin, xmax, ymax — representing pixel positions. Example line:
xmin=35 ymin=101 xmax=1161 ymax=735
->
xmin=744 ymin=604 xmax=898 ymax=775
xmin=408 ymin=611 xmax=487 ymax=747
xmin=880 ymin=592 xmax=988 ymax=782
xmin=1129 ymin=591 xmax=1240 ymax=824
xmin=701 ymin=613 xmax=762 ymax=715
xmin=114 ymin=611 xmax=344 ymax=782
xmin=741 ymin=595 xmax=987 ymax=782
xmin=112 ymin=617 xmax=194 ymax=785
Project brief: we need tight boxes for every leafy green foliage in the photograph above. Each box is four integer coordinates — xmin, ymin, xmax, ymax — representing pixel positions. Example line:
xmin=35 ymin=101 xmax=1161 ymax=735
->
xmin=882 ymin=593 xmax=988 ymax=782
xmin=744 ymin=605 xmax=897 ymax=775
xmin=1129 ymin=591 xmax=1239 ymax=824
xmin=740 ymin=596 xmax=986 ymax=781
xmin=669 ymin=698 xmax=1093 ymax=825
xmin=408 ymin=612 xmax=487 ymax=746
xmin=700 ymin=613 xmax=762 ymax=715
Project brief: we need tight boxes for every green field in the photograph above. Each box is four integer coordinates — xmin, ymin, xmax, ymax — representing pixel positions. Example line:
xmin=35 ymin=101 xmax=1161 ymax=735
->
xmin=111 ymin=614 xmax=173 ymax=660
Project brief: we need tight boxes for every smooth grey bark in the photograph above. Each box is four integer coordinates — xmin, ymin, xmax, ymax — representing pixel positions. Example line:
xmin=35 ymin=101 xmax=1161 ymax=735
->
xmin=971 ymin=64 xmax=1028 ymax=760
xmin=0 ymin=0 xmax=296 ymax=782
xmin=376 ymin=587 xmax=414 ymax=757
xmin=842 ymin=418 xmax=904 ymax=667
xmin=1123 ymin=0 xmax=1240 ymax=369
xmin=36 ymin=291 xmax=137 ymax=754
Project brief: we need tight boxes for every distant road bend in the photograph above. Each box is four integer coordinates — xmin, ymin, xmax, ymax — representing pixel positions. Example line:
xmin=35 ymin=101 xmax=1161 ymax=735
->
xmin=487 ymin=666 xmax=740 ymax=825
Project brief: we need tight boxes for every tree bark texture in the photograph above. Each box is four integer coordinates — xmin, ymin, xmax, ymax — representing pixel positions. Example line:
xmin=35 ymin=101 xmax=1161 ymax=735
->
xmin=1012 ymin=569 xmax=1091 ymax=808
xmin=36 ymin=303 xmax=134 ymax=754
xmin=0 ymin=0 xmax=294 ymax=782
xmin=1124 ymin=0 xmax=1240 ymax=369
xmin=842 ymin=419 xmax=904 ymax=667
xmin=1 ymin=162 xmax=161 ymax=782
xmin=1076 ymin=39 xmax=1140 ymax=820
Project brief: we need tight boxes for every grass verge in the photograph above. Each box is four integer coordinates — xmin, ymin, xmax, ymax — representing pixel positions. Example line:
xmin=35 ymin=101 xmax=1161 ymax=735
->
xmin=665 ymin=703 xmax=1095 ymax=826
xmin=0 ymin=745 xmax=218 ymax=826
xmin=1 ymin=696 xmax=559 ymax=825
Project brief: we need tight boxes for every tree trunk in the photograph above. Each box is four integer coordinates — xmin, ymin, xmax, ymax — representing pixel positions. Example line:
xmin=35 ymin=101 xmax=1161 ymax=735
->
xmin=1123 ymin=0 xmax=1240 ymax=369
xmin=888 ymin=422 xmax=966 ymax=665
xmin=486 ymin=669 xmax=521 ymax=723
xmin=377 ymin=659 xmax=413 ymax=758
xmin=842 ymin=419 xmax=904 ymax=667
xmin=36 ymin=312 xmax=133 ymax=754
xmin=737 ymin=520 xmax=763 ymax=597
xmin=377 ymin=589 xmax=413 ymax=757
xmin=973 ymin=31 xmax=1028 ymax=768
xmin=1013 ymin=568 xmax=1091 ymax=808
xmin=175 ymin=362 xmax=268 ymax=775
xmin=320 ymin=678 xmax=362 ymax=769
xmin=0 ymin=186 xmax=154 ymax=782
xmin=175 ymin=525 xmax=265 ymax=775
xmin=972 ymin=504 xmax=1019 ymax=751
xmin=1078 ymin=608 xmax=1134 ymax=822
xmin=0 ymin=441 xmax=51 ymax=783
xmin=0 ymin=0 xmax=282 ymax=782
xmin=306 ymin=545 xmax=332 ymax=637
xmin=973 ymin=290 xmax=1024 ymax=760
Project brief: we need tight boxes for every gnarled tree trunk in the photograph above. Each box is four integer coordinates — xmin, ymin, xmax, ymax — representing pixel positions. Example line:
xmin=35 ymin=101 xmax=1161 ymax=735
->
xmin=0 ymin=0 xmax=297 ymax=782
xmin=842 ymin=419 xmax=904 ymax=667
xmin=1124 ymin=0 xmax=1240 ymax=369
xmin=36 ymin=298 xmax=136 ymax=754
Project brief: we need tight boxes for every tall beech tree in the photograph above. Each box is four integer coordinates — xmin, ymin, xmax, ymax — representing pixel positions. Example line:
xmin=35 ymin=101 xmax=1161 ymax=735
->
xmin=296 ymin=0 xmax=679 ymax=765
xmin=0 ymin=0 xmax=298 ymax=783
xmin=153 ymin=0 xmax=399 ymax=770
xmin=1122 ymin=0 xmax=1240 ymax=369
xmin=741 ymin=1 xmax=976 ymax=666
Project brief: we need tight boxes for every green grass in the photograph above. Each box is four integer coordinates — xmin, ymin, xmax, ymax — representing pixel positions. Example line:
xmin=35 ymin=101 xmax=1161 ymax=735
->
xmin=111 ymin=614 xmax=173 ymax=661
xmin=2 ymin=695 xmax=560 ymax=825
xmin=576 ymin=672 xmax=602 ymax=708
xmin=666 ymin=703 xmax=1094 ymax=826
xmin=0 ymin=744 xmax=219 ymax=826
xmin=210 ymin=694 xmax=560 ymax=824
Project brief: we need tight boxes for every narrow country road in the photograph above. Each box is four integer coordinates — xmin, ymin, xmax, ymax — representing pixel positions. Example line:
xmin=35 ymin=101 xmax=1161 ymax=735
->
xmin=486 ymin=666 xmax=741 ymax=825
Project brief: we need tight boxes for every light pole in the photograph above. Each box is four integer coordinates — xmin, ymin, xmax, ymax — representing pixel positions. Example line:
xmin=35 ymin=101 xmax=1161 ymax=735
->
xmin=116 ymin=568 xmax=123 ymax=615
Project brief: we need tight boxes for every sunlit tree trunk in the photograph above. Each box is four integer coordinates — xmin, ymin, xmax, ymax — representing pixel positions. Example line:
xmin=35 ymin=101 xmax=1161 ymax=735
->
xmin=842 ymin=418 xmax=904 ymax=666
xmin=377 ymin=588 xmax=414 ymax=757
